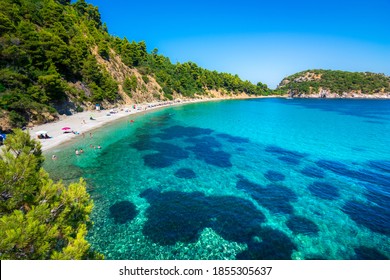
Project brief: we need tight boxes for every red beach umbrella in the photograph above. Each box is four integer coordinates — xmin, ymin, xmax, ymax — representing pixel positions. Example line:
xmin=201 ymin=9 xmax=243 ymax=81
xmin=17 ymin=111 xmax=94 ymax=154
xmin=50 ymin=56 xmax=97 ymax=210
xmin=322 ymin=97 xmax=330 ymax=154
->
xmin=61 ymin=127 xmax=71 ymax=131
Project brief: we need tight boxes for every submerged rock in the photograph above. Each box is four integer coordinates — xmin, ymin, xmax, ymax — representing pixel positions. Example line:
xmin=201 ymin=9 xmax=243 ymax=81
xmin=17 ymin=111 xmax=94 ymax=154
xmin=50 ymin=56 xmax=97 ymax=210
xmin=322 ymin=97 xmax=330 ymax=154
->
xmin=174 ymin=168 xmax=197 ymax=179
xmin=264 ymin=170 xmax=286 ymax=182
xmin=237 ymin=227 xmax=297 ymax=260
xmin=109 ymin=200 xmax=138 ymax=224
xmin=353 ymin=246 xmax=389 ymax=260
xmin=237 ymin=177 xmax=297 ymax=214
xmin=286 ymin=215 xmax=319 ymax=236
xmin=140 ymin=189 xmax=265 ymax=245
xmin=308 ymin=181 xmax=339 ymax=200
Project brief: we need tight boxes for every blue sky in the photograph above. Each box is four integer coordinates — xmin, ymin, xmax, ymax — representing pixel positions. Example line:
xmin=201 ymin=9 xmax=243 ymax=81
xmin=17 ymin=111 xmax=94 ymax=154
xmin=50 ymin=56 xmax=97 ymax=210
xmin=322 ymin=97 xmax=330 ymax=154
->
xmin=84 ymin=0 xmax=390 ymax=88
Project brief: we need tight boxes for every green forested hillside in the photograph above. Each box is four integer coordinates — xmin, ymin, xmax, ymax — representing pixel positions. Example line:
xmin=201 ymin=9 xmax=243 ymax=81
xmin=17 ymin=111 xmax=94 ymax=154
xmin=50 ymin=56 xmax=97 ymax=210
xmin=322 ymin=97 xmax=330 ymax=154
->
xmin=0 ymin=0 xmax=270 ymax=131
xmin=276 ymin=69 xmax=390 ymax=96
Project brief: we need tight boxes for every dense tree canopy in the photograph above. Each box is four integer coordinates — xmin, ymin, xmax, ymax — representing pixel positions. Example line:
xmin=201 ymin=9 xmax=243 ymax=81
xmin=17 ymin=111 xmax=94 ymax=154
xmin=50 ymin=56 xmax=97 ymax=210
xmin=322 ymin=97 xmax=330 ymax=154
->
xmin=109 ymin=36 xmax=271 ymax=99
xmin=0 ymin=0 xmax=271 ymax=130
xmin=0 ymin=129 xmax=101 ymax=259
xmin=0 ymin=0 xmax=118 ymax=128
xmin=276 ymin=69 xmax=390 ymax=96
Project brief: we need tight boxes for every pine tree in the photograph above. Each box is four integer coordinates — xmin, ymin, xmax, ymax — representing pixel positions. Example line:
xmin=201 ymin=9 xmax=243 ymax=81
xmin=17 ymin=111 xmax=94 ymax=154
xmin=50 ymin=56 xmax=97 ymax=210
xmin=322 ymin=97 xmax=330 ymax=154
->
xmin=0 ymin=129 xmax=102 ymax=259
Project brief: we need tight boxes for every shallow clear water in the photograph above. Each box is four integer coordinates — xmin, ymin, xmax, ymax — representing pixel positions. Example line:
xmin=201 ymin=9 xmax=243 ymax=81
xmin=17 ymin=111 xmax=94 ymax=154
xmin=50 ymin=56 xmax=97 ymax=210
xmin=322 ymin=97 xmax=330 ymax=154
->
xmin=44 ymin=99 xmax=390 ymax=260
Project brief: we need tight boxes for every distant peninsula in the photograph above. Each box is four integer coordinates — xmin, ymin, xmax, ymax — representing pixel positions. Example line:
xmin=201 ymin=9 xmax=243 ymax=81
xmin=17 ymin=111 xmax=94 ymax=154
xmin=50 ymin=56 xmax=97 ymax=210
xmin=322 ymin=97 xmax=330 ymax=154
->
xmin=275 ymin=70 xmax=390 ymax=98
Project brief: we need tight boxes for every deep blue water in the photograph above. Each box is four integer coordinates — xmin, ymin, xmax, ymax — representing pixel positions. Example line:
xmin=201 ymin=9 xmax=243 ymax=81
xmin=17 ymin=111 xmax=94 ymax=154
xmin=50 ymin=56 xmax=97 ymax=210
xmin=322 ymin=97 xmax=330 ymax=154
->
xmin=44 ymin=98 xmax=390 ymax=260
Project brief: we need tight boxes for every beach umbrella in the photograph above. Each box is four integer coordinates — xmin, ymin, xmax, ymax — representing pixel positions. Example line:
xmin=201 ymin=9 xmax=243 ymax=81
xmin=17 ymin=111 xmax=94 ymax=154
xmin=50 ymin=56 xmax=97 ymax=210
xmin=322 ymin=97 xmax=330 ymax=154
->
xmin=61 ymin=127 xmax=71 ymax=131
xmin=35 ymin=130 xmax=48 ymax=135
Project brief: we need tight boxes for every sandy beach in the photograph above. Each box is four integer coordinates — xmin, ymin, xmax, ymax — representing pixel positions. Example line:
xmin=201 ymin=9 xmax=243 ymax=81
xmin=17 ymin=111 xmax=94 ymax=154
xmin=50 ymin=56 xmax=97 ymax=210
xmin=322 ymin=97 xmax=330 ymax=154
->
xmin=28 ymin=96 xmax=282 ymax=152
xmin=28 ymin=99 xmax=205 ymax=151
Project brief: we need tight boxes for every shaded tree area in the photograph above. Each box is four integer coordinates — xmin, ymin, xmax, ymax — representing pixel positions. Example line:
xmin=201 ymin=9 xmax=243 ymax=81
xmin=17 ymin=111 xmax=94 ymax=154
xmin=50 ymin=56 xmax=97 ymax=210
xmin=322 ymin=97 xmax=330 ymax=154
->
xmin=0 ymin=130 xmax=102 ymax=259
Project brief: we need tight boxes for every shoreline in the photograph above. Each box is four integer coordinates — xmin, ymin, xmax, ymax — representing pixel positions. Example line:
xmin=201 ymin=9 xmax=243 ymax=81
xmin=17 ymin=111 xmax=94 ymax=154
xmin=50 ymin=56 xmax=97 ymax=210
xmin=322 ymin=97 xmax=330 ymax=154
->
xmin=25 ymin=94 xmax=390 ymax=152
xmin=28 ymin=99 xmax=198 ymax=152
xmin=29 ymin=96 xmax=276 ymax=152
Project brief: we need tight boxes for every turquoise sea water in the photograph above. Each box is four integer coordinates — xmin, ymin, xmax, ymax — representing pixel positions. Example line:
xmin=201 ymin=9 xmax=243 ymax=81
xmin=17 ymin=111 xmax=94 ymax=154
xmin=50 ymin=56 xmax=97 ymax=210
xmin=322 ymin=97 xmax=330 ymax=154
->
xmin=44 ymin=98 xmax=390 ymax=260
